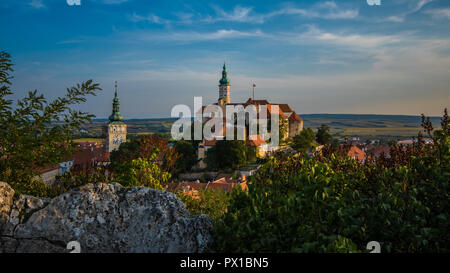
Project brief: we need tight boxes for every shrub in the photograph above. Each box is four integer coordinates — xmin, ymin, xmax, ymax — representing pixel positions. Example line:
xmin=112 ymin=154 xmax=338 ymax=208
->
xmin=177 ymin=189 xmax=231 ymax=222
xmin=212 ymin=111 xmax=449 ymax=253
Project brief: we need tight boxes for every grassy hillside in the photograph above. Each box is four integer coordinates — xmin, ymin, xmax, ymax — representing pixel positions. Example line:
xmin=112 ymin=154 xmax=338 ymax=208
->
xmin=300 ymin=114 xmax=441 ymax=140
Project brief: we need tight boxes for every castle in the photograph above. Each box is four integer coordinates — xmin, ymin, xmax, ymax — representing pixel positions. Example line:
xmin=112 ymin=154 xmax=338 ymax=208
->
xmin=197 ymin=64 xmax=303 ymax=168
xmin=101 ymin=66 xmax=303 ymax=170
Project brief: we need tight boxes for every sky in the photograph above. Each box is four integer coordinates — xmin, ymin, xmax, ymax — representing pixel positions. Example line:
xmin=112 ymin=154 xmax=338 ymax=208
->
xmin=0 ymin=0 xmax=449 ymax=118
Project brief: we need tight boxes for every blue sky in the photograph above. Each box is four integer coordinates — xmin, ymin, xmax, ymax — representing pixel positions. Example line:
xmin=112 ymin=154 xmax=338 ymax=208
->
xmin=1 ymin=0 xmax=449 ymax=118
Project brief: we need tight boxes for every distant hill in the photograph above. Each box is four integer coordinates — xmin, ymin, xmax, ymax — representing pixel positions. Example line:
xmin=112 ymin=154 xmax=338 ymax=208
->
xmin=78 ymin=114 xmax=443 ymax=141
xmin=298 ymin=114 xmax=442 ymax=140
xmin=299 ymin=114 xmax=441 ymax=128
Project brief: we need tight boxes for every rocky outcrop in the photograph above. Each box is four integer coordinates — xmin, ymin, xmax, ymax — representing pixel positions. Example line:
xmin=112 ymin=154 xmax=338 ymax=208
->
xmin=0 ymin=182 xmax=212 ymax=253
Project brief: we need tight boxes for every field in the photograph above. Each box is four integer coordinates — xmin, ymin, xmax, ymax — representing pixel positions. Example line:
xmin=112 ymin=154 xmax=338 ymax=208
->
xmin=74 ymin=114 xmax=442 ymax=142
xmin=300 ymin=114 xmax=441 ymax=141
xmin=72 ymin=138 xmax=106 ymax=144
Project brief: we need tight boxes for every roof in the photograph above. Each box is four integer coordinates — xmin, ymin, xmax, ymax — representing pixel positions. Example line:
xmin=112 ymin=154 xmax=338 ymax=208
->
xmin=288 ymin=111 xmax=303 ymax=122
xmin=369 ymin=146 xmax=391 ymax=158
xmin=278 ymin=104 xmax=293 ymax=113
xmin=244 ymin=98 xmax=269 ymax=105
xmin=73 ymin=144 xmax=108 ymax=166
xmin=204 ymin=138 xmax=219 ymax=146
xmin=266 ymin=104 xmax=287 ymax=119
xmin=219 ymin=63 xmax=230 ymax=85
xmin=347 ymin=145 xmax=366 ymax=161
xmin=34 ymin=165 xmax=60 ymax=174
xmin=97 ymin=152 xmax=110 ymax=162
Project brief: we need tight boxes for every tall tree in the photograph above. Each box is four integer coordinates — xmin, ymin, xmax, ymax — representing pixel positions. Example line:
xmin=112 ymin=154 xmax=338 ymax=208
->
xmin=292 ymin=128 xmax=316 ymax=154
xmin=0 ymin=51 xmax=101 ymax=196
xmin=109 ymin=134 xmax=179 ymax=174
xmin=174 ymin=140 xmax=198 ymax=173
xmin=316 ymin=124 xmax=332 ymax=145
xmin=205 ymin=140 xmax=247 ymax=170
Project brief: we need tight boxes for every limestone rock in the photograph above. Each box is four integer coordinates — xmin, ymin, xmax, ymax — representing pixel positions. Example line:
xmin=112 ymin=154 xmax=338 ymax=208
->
xmin=0 ymin=182 xmax=212 ymax=253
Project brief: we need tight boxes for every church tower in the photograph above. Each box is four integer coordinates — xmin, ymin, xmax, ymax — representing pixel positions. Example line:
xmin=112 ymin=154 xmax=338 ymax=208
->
xmin=106 ymin=81 xmax=127 ymax=153
xmin=218 ymin=63 xmax=231 ymax=105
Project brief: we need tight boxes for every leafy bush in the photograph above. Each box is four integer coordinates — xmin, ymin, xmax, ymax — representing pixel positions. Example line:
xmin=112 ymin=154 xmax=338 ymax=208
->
xmin=212 ymin=111 xmax=449 ymax=253
xmin=177 ymin=189 xmax=231 ymax=222
xmin=291 ymin=127 xmax=316 ymax=154
xmin=174 ymin=140 xmax=198 ymax=173
xmin=205 ymin=140 xmax=248 ymax=170
xmin=117 ymin=154 xmax=171 ymax=190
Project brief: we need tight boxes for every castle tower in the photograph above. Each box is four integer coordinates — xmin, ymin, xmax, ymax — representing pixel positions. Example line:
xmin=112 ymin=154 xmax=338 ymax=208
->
xmin=106 ymin=81 xmax=127 ymax=153
xmin=218 ymin=63 xmax=231 ymax=105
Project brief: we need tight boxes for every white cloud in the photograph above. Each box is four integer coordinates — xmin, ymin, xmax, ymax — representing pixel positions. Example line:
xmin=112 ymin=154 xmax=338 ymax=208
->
xmin=130 ymin=13 xmax=169 ymax=24
xmin=131 ymin=29 xmax=267 ymax=42
xmin=112 ymin=39 xmax=450 ymax=116
xmin=283 ymin=26 xmax=401 ymax=49
xmin=280 ymin=1 xmax=359 ymax=20
xmin=424 ymin=8 xmax=450 ymax=19
xmin=375 ymin=0 xmax=434 ymax=23
xmin=29 ymin=0 xmax=44 ymax=9
xmin=317 ymin=32 xmax=399 ymax=48
xmin=206 ymin=5 xmax=260 ymax=23
xmin=130 ymin=1 xmax=359 ymax=25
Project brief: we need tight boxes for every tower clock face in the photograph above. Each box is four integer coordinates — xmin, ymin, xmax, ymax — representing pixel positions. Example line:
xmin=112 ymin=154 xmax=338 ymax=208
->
xmin=113 ymin=134 xmax=123 ymax=145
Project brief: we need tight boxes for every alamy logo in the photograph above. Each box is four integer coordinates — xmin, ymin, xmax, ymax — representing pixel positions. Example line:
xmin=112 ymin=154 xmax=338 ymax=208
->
xmin=67 ymin=241 xmax=81 ymax=253
xmin=367 ymin=0 xmax=381 ymax=5
xmin=366 ymin=241 xmax=381 ymax=253
xmin=67 ymin=0 xmax=81 ymax=6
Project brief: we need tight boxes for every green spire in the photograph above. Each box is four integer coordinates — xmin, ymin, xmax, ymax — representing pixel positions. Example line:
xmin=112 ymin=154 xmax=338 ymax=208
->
xmin=219 ymin=62 xmax=230 ymax=85
xmin=109 ymin=81 xmax=124 ymax=123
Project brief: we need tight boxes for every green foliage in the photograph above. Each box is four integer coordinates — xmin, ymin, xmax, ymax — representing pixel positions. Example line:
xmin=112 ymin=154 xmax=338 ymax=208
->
xmin=58 ymin=166 xmax=111 ymax=192
xmin=246 ymin=146 xmax=257 ymax=164
xmin=111 ymin=134 xmax=179 ymax=172
xmin=316 ymin=124 xmax=333 ymax=145
xmin=205 ymin=140 xmax=248 ymax=170
xmin=0 ymin=51 xmax=101 ymax=196
xmin=117 ymin=154 xmax=171 ymax=190
xmin=278 ymin=116 xmax=289 ymax=143
xmin=291 ymin=127 xmax=316 ymax=154
xmin=177 ymin=189 xmax=231 ymax=222
xmin=174 ymin=140 xmax=198 ymax=173
xmin=109 ymin=140 xmax=140 ymax=172
xmin=213 ymin=111 xmax=449 ymax=253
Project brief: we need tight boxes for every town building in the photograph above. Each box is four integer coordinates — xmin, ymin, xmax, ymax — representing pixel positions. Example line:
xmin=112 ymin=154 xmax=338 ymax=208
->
xmin=197 ymin=64 xmax=303 ymax=168
xmin=105 ymin=81 xmax=127 ymax=153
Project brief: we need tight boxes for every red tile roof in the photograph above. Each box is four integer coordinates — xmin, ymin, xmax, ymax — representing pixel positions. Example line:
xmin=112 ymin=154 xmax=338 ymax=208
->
xmin=246 ymin=134 xmax=266 ymax=147
xmin=288 ymin=111 xmax=303 ymax=122
xmin=369 ymin=146 xmax=391 ymax=158
xmin=34 ymin=165 xmax=60 ymax=174
xmin=278 ymin=104 xmax=293 ymax=113
xmin=266 ymin=104 xmax=287 ymax=119
xmin=347 ymin=145 xmax=366 ymax=161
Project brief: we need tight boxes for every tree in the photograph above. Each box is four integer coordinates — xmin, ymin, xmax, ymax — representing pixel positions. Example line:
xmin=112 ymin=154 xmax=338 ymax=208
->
xmin=213 ymin=111 xmax=450 ymax=252
xmin=110 ymin=134 xmax=179 ymax=174
xmin=0 ymin=51 xmax=101 ymax=196
xmin=174 ymin=140 xmax=198 ymax=173
xmin=316 ymin=124 xmax=332 ymax=145
xmin=117 ymin=154 xmax=171 ymax=190
xmin=292 ymin=128 xmax=316 ymax=154
xmin=205 ymin=140 xmax=247 ymax=170
xmin=109 ymin=140 xmax=140 ymax=173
